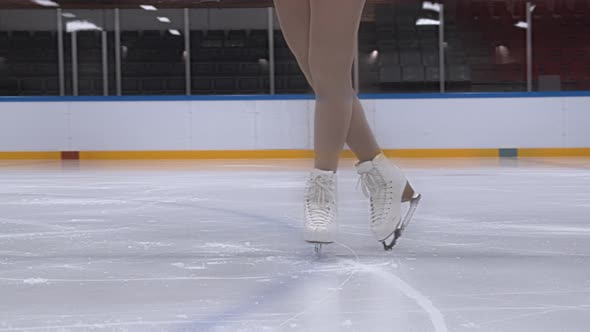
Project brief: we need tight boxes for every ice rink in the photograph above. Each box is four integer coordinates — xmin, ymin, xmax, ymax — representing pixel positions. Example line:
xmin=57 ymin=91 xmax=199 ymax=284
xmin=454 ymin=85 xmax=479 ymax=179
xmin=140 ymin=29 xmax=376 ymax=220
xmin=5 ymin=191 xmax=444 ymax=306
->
xmin=0 ymin=157 xmax=589 ymax=332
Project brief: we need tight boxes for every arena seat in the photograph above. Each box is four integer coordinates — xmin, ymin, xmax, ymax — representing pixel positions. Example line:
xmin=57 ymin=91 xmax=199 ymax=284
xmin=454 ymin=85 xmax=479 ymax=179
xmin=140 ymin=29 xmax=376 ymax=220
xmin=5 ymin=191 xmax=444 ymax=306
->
xmin=192 ymin=77 xmax=212 ymax=93
xmin=422 ymin=52 xmax=439 ymax=66
xmin=226 ymin=30 xmax=247 ymax=48
xmin=286 ymin=76 xmax=309 ymax=92
xmin=21 ymin=78 xmax=43 ymax=94
xmin=195 ymin=48 xmax=223 ymax=61
xmin=78 ymin=78 xmax=94 ymax=95
xmin=166 ymin=78 xmax=185 ymax=94
xmin=213 ymin=77 xmax=236 ymax=91
xmin=425 ymin=66 xmax=440 ymax=83
xmin=248 ymin=30 xmax=268 ymax=48
xmin=400 ymin=49 xmax=422 ymax=66
xmin=238 ymin=77 xmax=261 ymax=91
xmin=201 ymin=30 xmax=225 ymax=48
xmin=402 ymin=65 xmax=425 ymax=82
xmin=217 ymin=63 xmax=240 ymax=76
xmin=122 ymin=78 xmax=140 ymax=94
xmin=193 ymin=63 xmax=215 ymax=76
xmin=222 ymin=47 xmax=244 ymax=61
xmin=142 ymin=78 xmax=165 ymax=93
xmin=379 ymin=65 xmax=402 ymax=84
xmin=240 ymin=63 xmax=261 ymax=76
xmin=379 ymin=50 xmax=400 ymax=65
xmin=449 ymin=65 xmax=472 ymax=82
xmin=45 ymin=78 xmax=59 ymax=94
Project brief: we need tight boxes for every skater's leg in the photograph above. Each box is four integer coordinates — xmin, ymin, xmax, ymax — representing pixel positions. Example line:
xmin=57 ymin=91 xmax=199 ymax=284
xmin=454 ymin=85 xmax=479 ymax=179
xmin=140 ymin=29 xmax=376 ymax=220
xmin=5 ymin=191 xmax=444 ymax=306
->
xmin=274 ymin=0 xmax=338 ymax=248
xmin=274 ymin=0 xmax=381 ymax=164
xmin=308 ymin=0 xmax=366 ymax=171
xmin=275 ymin=0 xmax=419 ymax=251
xmin=347 ymin=94 xmax=382 ymax=163
xmin=347 ymin=27 xmax=382 ymax=162
xmin=273 ymin=0 xmax=314 ymax=84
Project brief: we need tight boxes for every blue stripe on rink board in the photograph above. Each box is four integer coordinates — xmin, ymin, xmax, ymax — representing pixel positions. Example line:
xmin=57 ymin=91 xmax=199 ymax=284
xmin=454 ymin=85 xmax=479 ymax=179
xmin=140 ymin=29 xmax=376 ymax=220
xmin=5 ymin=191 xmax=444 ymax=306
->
xmin=1 ymin=91 xmax=590 ymax=102
xmin=499 ymin=148 xmax=519 ymax=158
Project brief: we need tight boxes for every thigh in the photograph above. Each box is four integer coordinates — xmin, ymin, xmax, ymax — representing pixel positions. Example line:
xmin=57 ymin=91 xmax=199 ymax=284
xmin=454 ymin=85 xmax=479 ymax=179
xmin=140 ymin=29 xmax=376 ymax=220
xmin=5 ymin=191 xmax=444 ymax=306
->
xmin=308 ymin=0 xmax=366 ymax=87
xmin=273 ymin=0 xmax=314 ymax=84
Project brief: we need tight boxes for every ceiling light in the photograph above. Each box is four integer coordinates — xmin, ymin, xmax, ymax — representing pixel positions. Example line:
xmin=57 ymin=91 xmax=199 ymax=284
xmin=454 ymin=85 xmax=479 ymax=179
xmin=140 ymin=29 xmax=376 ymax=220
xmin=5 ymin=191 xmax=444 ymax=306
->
xmin=368 ymin=50 xmax=379 ymax=64
xmin=416 ymin=18 xmax=440 ymax=26
xmin=32 ymin=0 xmax=59 ymax=7
xmin=422 ymin=1 xmax=441 ymax=13
xmin=169 ymin=29 xmax=181 ymax=36
xmin=62 ymin=12 xmax=76 ymax=18
xmin=514 ymin=21 xmax=528 ymax=29
xmin=157 ymin=17 xmax=171 ymax=23
xmin=66 ymin=20 xmax=102 ymax=33
xmin=140 ymin=5 xmax=157 ymax=11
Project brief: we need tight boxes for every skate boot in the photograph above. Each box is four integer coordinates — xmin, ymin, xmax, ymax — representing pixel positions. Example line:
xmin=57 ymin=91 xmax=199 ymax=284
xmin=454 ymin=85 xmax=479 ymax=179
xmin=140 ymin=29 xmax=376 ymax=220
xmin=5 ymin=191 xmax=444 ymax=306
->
xmin=303 ymin=169 xmax=338 ymax=254
xmin=355 ymin=153 xmax=421 ymax=251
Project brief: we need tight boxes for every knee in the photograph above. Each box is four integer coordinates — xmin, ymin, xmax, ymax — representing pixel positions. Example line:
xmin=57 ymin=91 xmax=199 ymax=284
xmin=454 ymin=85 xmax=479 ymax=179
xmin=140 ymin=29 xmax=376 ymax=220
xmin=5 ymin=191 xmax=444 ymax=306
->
xmin=308 ymin=68 xmax=354 ymax=101
xmin=313 ymin=86 xmax=354 ymax=103
xmin=308 ymin=51 xmax=354 ymax=99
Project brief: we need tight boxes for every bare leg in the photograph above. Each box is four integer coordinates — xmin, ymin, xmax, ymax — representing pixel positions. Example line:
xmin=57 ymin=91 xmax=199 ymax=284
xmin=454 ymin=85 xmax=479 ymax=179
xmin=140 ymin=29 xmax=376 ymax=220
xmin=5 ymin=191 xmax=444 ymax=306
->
xmin=274 ymin=0 xmax=381 ymax=167
xmin=347 ymin=93 xmax=381 ymax=162
xmin=273 ymin=0 xmax=314 ymax=84
xmin=348 ymin=33 xmax=381 ymax=163
xmin=308 ymin=0 xmax=371 ymax=171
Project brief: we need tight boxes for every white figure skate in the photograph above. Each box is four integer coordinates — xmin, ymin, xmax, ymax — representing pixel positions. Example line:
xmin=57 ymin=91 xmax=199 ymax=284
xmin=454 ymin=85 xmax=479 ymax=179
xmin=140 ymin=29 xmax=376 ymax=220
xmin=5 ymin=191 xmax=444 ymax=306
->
xmin=303 ymin=169 xmax=338 ymax=255
xmin=356 ymin=153 xmax=421 ymax=251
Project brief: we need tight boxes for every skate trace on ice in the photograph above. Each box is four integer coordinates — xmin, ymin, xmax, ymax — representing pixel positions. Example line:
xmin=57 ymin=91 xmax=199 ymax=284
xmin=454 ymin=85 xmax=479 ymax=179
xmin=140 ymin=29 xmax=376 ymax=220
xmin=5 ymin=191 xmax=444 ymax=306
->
xmin=0 ymin=159 xmax=589 ymax=332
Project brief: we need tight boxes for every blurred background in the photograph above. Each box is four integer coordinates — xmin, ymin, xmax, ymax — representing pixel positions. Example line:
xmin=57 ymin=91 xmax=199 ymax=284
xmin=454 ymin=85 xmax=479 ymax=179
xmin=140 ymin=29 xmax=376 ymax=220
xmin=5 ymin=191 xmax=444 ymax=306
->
xmin=0 ymin=0 xmax=589 ymax=97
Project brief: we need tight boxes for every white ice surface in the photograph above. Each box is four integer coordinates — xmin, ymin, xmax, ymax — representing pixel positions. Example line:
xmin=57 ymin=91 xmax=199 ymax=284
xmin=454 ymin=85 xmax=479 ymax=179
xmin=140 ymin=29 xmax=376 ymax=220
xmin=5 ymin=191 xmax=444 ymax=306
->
xmin=0 ymin=158 xmax=589 ymax=332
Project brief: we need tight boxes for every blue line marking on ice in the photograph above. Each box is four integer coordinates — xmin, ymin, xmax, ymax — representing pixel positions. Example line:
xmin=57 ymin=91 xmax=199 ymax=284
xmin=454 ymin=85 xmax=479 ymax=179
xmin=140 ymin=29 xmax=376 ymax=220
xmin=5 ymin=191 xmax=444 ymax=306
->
xmin=168 ymin=203 xmax=308 ymax=332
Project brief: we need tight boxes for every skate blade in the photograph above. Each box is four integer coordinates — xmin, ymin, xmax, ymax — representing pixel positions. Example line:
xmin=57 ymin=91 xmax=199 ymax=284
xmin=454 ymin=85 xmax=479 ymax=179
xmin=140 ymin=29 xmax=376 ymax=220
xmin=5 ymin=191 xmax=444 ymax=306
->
xmin=400 ymin=193 xmax=421 ymax=231
xmin=382 ymin=193 xmax=422 ymax=251
xmin=305 ymin=241 xmax=334 ymax=245
xmin=306 ymin=241 xmax=333 ymax=256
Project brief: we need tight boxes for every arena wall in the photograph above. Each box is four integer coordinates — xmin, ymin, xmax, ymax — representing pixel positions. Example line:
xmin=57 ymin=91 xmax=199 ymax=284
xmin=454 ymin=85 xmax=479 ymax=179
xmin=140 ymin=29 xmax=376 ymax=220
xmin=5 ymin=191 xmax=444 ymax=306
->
xmin=1 ymin=93 xmax=589 ymax=158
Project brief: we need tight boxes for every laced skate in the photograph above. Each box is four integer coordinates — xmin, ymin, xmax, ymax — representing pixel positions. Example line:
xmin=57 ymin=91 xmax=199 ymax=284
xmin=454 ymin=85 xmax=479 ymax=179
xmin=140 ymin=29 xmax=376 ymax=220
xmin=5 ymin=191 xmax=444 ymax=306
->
xmin=303 ymin=169 xmax=338 ymax=255
xmin=356 ymin=153 xmax=421 ymax=251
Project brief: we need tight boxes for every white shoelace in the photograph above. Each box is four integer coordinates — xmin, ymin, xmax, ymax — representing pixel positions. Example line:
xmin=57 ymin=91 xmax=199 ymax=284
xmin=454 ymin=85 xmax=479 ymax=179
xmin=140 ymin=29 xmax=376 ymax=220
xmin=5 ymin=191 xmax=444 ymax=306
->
xmin=305 ymin=175 xmax=336 ymax=228
xmin=357 ymin=170 xmax=392 ymax=225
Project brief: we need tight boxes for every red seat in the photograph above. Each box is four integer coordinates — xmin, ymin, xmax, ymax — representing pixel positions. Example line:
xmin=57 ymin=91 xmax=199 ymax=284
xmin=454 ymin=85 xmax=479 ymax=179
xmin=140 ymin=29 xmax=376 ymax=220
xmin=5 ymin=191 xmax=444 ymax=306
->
xmin=492 ymin=1 xmax=510 ymax=18
xmin=573 ymin=0 xmax=588 ymax=13
xmin=512 ymin=0 xmax=527 ymax=20
xmin=532 ymin=1 xmax=549 ymax=19
xmin=553 ymin=1 xmax=573 ymax=19
xmin=495 ymin=64 xmax=525 ymax=81
xmin=471 ymin=1 xmax=492 ymax=22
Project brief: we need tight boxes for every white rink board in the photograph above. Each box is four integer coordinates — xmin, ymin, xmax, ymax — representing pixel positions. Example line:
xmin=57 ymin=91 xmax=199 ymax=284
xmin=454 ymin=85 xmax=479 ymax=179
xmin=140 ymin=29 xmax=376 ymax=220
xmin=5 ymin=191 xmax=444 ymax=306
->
xmin=190 ymin=100 xmax=257 ymax=150
xmin=0 ymin=96 xmax=589 ymax=151
xmin=563 ymin=97 xmax=590 ymax=147
xmin=0 ymin=102 xmax=69 ymax=151
xmin=70 ymin=101 xmax=192 ymax=151
xmin=373 ymin=98 xmax=565 ymax=149
xmin=254 ymin=100 xmax=313 ymax=150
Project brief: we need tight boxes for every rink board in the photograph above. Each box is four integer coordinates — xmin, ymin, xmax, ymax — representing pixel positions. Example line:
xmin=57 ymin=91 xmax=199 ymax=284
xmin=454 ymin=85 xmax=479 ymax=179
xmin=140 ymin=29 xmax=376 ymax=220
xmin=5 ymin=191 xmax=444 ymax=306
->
xmin=0 ymin=93 xmax=589 ymax=158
